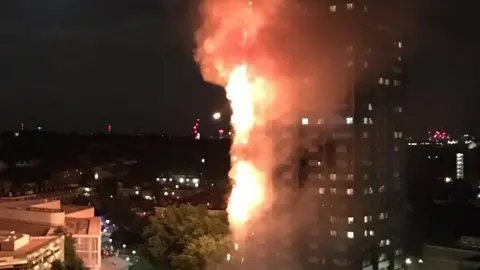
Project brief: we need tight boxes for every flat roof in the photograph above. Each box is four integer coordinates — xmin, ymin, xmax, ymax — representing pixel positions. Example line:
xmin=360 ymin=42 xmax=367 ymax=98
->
xmin=0 ymin=199 xmax=92 ymax=214
xmin=0 ymin=217 xmax=100 ymax=237
xmin=0 ymin=198 xmax=100 ymax=238
xmin=0 ymin=199 xmax=51 ymax=209
xmin=0 ymin=220 xmax=51 ymax=237
xmin=62 ymin=205 xmax=91 ymax=214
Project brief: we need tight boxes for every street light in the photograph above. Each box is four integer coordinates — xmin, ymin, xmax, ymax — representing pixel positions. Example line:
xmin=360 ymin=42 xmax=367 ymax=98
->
xmin=213 ymin=112 xmax=221 ymax=120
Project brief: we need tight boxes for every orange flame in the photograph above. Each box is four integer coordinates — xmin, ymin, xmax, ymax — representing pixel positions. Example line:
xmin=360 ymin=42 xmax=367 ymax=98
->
xmin=195 ymin=0 xmax=281 ymax=236
xmin=226 ymin=65 xmax=256 ymax=145
xmin=228 ymin=160 xmax=265 ymax=226
xmin=225 ymin=65 xmax=269 ymax=229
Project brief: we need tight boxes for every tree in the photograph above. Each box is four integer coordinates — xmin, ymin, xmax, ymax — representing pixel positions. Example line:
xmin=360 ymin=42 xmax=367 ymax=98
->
xmin=143 ymin=204 xmax=231 ymax=269
xmin=64 ymin=234 xmax=87 ymax=270
xmin=54 ymin=227 xmax=88 ymax=270
xmin=51 ymin=260 xmax=67 ymax=270
xmin=171 ymin=235 xmax=232 ymax=270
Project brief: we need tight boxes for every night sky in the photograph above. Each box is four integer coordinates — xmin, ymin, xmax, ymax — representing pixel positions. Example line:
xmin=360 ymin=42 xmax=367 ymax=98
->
xmin=0 ymin=0 xmax=478 ymax=136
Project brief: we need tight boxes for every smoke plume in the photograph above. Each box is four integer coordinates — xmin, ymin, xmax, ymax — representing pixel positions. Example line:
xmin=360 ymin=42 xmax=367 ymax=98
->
xmin=195 ymin=0 xmax=348 ymax=268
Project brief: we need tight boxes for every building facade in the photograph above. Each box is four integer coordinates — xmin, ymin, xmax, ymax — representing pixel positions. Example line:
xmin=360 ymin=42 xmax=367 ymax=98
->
xmin=239 ymin=1 xmax=408 ymax=270
xmin=222 ymin=0 xmax=407 ymax=269
xmin=290 ymin=1 xmax=406 ymax=269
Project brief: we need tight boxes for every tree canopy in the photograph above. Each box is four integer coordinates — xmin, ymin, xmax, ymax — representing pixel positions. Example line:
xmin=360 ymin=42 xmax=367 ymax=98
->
xmin=51 ymin=260 xmax=67 ymax=270
xmin=143 ymin=204 xmax=231 ymax=270
xmin=53 ymin=227 xmax=88 ymax=270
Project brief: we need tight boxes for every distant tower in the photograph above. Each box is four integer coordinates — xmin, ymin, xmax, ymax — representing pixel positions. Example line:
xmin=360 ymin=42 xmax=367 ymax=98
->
xmin=108 ymin=124 xmax=112 ymax=133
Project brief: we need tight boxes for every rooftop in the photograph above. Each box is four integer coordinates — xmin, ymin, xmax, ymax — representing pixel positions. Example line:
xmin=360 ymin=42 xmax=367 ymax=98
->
xmin=0 ymin=232 xmax=27 ymax=244
xmin=0 ymin=216 xmax=100 ymax=237
xmin=0 ymin=197 xmax=99 ymax=237
xmin=62 ymin=205 xmax=91 ymax=214
xmin=0 ymin=220 xmax=51 ymax=236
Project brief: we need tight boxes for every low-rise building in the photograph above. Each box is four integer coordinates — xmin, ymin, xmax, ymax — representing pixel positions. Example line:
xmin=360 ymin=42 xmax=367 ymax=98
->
xmin=0 ymin=231 xmax=64 ymax=269
xmin=0 ymin=194 xmax=101 ymax=269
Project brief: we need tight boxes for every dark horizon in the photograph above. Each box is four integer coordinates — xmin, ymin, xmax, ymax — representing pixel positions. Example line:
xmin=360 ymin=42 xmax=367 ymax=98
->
xmin=0 ymin=0 xmax=478 ymax=136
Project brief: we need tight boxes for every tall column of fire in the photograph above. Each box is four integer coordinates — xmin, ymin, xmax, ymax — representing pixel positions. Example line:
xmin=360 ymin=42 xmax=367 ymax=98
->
xmin=195 ymin=0 xmax=278 ymax=252
xmin=226 ymin=0 xmax=269 ymax=241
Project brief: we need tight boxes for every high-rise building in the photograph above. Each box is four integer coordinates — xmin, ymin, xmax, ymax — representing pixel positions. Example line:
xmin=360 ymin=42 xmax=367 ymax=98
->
xmin=225 ymin=1 xmax=407 ymax=270
xmin=289 ymin=1 xmax=406 ymax=270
